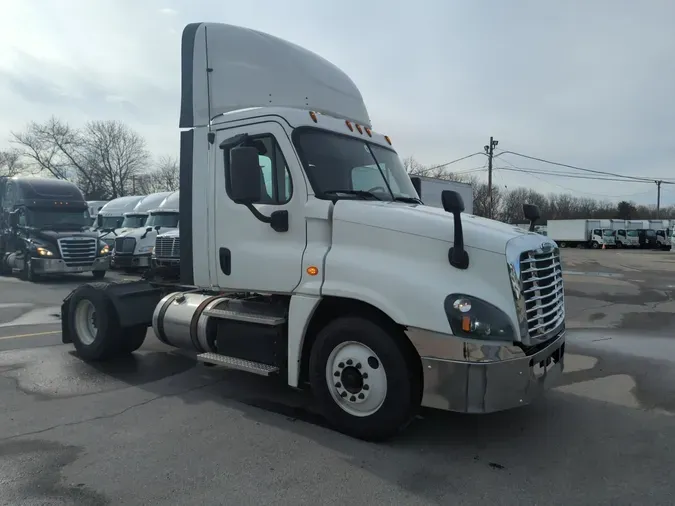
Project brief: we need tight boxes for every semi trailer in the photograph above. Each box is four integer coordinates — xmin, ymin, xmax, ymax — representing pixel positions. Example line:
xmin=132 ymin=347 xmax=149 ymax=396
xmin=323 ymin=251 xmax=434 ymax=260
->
xmin=1 ymin=176 xmax=110 ymax=281
xmin=60 ymin=22 xmax=566 ymax=441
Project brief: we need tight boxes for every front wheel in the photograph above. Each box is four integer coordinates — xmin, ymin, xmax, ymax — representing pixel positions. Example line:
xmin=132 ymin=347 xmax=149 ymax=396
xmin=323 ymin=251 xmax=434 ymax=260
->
xmin=22 ymin=255 xmax=39 ymax=282
xmin=591 ymin=241 xmax=599 ymax=249
xmin=309 ymin=316 xmax=421 ymax=441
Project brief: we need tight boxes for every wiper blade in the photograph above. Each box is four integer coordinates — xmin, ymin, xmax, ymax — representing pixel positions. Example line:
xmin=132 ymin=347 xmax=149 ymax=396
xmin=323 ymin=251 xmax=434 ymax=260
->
xmin=393 ymin=196 xmax=422 ymax=204
xmin=322 ymin=190 xmax=382 ymax=201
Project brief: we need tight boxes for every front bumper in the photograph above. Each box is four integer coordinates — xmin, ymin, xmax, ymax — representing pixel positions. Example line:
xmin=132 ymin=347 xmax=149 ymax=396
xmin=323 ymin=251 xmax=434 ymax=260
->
xmin=406 ymin=328 xmax=565 ymax=413
xmin=113 ymin=254 xmax=151 ymax=268
xmin=32 ymin=256 xmax=110 ymax=274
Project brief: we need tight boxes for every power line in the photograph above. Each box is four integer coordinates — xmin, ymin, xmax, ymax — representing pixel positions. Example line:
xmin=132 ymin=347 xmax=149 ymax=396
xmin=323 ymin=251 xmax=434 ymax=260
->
xmin=427 ymin=152 xmax=486 ymax=171
xmin=495 ymin=149 xmax=673 ymax=184
xmin=495 ymin=166 xmax=657 ymax=184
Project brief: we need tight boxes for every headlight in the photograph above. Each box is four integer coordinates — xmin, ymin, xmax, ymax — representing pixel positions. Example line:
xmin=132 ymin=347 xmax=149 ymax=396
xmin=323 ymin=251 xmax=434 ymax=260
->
xmin=36 ymin=247 xmax=53 ymax=257
xmin=99 ymin=244 xmax=110 ymax=255
xmin=138 ymin=245 xmax=153 ymax=254
xmin=445 ymin=294 xmax=515 ymax=340
xmin=151 ymin=246 xmax=156 ymax=256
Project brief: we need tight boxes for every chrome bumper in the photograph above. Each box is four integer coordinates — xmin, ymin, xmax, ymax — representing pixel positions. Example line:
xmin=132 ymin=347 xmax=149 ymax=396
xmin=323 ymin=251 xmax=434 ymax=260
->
xmin=112 ymin=254 xmax=151 ymax=268
xmin=406 ymin=328 xmax=565 ymax=413
xmin=32 ymin=256 xmax=110 ymax=274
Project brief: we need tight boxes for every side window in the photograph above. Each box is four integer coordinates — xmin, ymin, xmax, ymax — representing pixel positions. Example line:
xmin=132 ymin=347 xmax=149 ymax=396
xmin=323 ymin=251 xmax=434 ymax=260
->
xmin=2 ymin=182 xmax=14 ymax=210
xmin=18 ymin=209 xmax=26 ymax=226
xmin=226 ymin=134 xmax=293 ymax=205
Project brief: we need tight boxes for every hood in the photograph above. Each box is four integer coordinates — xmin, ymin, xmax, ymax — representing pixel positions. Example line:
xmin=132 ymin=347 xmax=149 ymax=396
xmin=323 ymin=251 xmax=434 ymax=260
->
xmin=118 ymin=226 xmax=176 ymax=240
xmin=332 ymin=200 xmax=537 ymax=254
xmin=30 ymin=229 xmax=99 ymax=244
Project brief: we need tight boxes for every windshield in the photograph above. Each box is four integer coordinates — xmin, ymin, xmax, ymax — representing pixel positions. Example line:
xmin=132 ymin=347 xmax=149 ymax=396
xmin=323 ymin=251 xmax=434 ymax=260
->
xmin=145 ymin=212 xmax=179 ymax=228
xmin=23 ymin=208 xmax=91 ymax=230
xmin=646 ymin=229 xmax=656 ymax=237
xmin=293 ymin=129 xmax=418 ymax=201
xmin=626 ymin=230 xmax=638 ymax=237
xmin=99 ymin=216 xmax=123 ymax=229
xmin=603 ymin=229 xmax=614 ymax=237
xmin=121 ymin=214 xmax=147 ymax=228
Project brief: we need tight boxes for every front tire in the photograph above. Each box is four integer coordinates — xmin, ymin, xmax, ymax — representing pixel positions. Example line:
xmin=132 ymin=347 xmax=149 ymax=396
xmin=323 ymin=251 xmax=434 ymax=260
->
xmin=22 ymin=255 xmax=38 ymax=282
xmin=309 ymin=316 xmax=421 ymax=441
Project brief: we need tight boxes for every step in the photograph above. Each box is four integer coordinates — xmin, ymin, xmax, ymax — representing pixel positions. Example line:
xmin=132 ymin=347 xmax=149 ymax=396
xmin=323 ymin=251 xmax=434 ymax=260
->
xmin=201 ymin=308 xmax=286 ymax=326
xmin=196 ymin=353 xmax=279 ymax=376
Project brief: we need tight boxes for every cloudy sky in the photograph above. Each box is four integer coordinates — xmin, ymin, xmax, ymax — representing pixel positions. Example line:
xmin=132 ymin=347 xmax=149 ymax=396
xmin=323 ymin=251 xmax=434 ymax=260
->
xmin=1 ymin=0 xmax=673 ymax=205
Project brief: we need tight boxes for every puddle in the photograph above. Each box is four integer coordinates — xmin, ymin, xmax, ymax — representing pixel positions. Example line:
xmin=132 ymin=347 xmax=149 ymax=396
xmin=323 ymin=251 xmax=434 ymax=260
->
xmin=568 ymin=329 xmax=675 ymax=363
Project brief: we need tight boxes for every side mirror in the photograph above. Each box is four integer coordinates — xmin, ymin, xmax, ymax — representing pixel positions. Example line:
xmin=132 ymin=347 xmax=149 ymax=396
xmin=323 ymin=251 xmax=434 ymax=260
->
xmin=146 ymin=227 xmax=153 ymax=232
xmin=410 ymin=176 xmax=422 ymax=199
xmin=229 ymin=146 xmax=262 ymax=204
xmin=441 ymin=190 xmax=465 ymax=214
xmin=96 ymin=214 xmax=103 ymax=228
xmin=523 ymin=204 xmax=540 ymax=232
xmin=9 ymin=210 xmax=19 ymax=228
xmin=441 ymin=190 xmax=469 ymax=270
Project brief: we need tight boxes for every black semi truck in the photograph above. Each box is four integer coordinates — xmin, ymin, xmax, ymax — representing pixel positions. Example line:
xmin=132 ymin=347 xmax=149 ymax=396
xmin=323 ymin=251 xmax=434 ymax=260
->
xmin=0 ymin=176 xmax=111 ymax=281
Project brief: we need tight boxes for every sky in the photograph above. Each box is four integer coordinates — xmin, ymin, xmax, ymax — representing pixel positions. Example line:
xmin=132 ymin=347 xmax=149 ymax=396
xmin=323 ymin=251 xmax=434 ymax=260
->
xmin=1 ymin=0 xmax=674 ymax=206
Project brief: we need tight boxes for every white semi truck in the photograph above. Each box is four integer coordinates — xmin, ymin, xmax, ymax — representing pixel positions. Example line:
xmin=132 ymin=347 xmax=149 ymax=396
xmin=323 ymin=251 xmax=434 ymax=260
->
xmin=547 ymin=219 xmax=614 ymax=248
xmin=59 ymin=22 xmax=566 ymax=441
xmin=112 ymin=191 xmax=178 ymax=270
xmin=94 ymin=195 xmax=146 ymax=248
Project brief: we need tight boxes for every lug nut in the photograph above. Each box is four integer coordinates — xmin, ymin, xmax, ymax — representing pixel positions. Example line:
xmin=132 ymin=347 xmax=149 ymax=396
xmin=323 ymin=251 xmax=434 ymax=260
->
xmin=335 ymin=382 xmax=341 ymax=388
xmin=340 ymin=392 xmax=347 ymax=398
xmin=356 ymin=363 xmax=362 ymax=369
xmin=338 ymin=362 xmax=345 ymax=368
xmin=358 ymin=393 xmax=365 ymax=399
xmin=350 ymin=396 xmax=356 ymax=402
xmin=346 ymin=359 xmax=353 ymax=365
xmin=363 ymin=384 xmax=369 ymax=390
xmin=362 ymin=373 xmax=368 ymax=379
xmin=334 ymin=371 xmax=340 ymax=377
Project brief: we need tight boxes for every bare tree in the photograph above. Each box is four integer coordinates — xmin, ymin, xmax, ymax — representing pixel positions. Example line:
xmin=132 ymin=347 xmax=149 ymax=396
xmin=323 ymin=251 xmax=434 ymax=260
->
xmin=10 ymin=117 xmax=150 ymax=199
xmin=83 ymin=120 xmax=150 ymax=198
xmin=0 ymin=149 xmax=26 ymax=177
xmin=137 ymin=155 xmax=179 ymax=194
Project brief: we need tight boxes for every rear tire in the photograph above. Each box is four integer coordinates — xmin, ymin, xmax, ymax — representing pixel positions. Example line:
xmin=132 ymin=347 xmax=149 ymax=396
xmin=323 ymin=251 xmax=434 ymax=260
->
xmin=120 ymin=325 xmax=147 ymax=353
xmin=68 ymin=282 xmax=122 ymax=361
xmin=308 ymin=315 xmax=421 ymax=441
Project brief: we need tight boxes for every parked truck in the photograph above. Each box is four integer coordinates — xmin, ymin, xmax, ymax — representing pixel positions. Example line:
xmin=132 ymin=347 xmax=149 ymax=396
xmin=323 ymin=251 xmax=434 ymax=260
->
xmin=0 ymin=176 xmax=110 ymax=281
xmin=149 ymin=227 xmax=181 ymax=280
xmin=59 ymin=22 xmax=565 ymax=441
xmin=94 ymin=195 xmax=146 ymax=248
xmin=649 ymin=219 xmax=671 ymax=250
xmin=612 ymin=219 xmax=639 ymax=248
xmin=112 ymin=191 xmax=179 ymax=270
xmin=547 ymin=219 xmax=614 ymax=248
xmin=86 ymin=200 xmax=109 ymax=226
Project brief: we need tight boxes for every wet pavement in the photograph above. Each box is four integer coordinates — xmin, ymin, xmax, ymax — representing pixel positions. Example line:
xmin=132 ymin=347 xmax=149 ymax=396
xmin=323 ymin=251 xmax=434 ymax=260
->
xmin=1 ymin=251 xmax=675 ymax=505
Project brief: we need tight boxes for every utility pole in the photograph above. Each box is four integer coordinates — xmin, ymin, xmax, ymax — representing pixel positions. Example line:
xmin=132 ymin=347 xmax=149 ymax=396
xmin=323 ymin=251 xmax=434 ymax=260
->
xmin=484 ymin=137 xmax=499 ymax=219
xmin=656 ymin=180 xmax=662 ymax=218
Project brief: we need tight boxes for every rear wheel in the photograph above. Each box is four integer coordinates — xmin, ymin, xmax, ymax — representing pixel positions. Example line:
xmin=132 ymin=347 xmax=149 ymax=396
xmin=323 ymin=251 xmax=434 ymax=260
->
xmin=309 ymin=315 xmax=421 ymax=441
xmin=68 ymin=282 xmax=144 ymax=361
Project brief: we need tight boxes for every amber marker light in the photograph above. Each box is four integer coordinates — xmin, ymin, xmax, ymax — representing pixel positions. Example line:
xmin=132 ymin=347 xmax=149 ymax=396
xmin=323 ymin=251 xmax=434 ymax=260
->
xmin=306 ymin=266 xmax=319 ymax=276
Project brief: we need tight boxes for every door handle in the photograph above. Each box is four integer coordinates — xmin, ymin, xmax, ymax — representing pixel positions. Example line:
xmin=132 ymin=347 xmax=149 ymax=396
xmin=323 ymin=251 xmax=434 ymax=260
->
xmin=219 ymin=247 xmax=231 ymax=275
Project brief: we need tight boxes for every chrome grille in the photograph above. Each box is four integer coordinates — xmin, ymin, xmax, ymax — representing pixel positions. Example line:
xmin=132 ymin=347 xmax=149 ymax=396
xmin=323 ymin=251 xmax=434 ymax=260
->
xmin=114 ymin=237 xmax=136 ymax=254
xmin=154 ymin=236 xmax=180 ymax=259
xmin=519 ymin=247 xmax=564 ymax=343
xmin=57 ymin=237 xmax=97 ymax=267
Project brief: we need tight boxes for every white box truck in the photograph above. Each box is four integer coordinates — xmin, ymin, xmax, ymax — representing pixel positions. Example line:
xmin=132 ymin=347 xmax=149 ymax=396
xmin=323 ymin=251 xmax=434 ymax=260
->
xmin=547 ymin=219 xmax=614 ymax=248
xmin=58 ymin=22 xmax=566 ymax=441
xmin=649 ymin=219 xmax=671 ymax=250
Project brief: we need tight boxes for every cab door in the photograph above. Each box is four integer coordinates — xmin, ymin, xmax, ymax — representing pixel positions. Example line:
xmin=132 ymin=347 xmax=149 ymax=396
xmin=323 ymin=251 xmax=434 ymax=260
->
xmin=212 ymin=120 xmax=308 ymax=293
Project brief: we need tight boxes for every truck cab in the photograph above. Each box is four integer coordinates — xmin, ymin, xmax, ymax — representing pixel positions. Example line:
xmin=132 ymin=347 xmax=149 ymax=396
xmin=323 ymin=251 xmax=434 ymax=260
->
xmin=111 ymin=191 xmax=174 ymax=270
xmin=0 ymin=176 xmax=110 ymax=281
xmin=94 ymin=195 xmax=146 ymax=248
xmin=60 ymin=22 xmax=566 ymax=441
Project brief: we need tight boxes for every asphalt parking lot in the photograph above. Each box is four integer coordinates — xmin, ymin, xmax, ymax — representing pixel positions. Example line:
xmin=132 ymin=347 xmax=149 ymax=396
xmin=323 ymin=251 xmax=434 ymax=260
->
xmin=1 ymin=251 xmax=675 ymax=505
